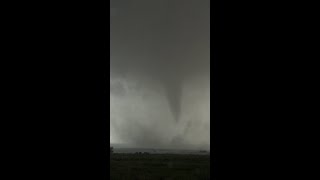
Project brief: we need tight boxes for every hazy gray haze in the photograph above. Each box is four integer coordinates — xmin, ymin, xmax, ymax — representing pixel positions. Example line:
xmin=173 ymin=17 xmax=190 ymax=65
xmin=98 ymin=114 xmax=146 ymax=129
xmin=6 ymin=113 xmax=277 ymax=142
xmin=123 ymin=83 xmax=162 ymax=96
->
xmin=110 ymin=0 xmax=210 ymax=150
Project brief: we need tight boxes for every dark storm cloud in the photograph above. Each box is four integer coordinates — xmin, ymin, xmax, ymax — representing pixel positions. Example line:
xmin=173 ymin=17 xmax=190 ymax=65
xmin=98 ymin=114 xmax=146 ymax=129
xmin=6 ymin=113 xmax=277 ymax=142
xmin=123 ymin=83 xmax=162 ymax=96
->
xmin=110 ymin=0 xmax=210 ymax=149
xmin=111 ymin=0 xmax=209 ymax=119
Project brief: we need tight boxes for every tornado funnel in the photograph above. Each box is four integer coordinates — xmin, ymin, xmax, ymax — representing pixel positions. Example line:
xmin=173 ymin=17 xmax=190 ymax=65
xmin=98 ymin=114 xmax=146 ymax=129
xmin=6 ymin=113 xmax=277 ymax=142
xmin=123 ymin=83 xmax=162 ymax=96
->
xmin=162 ymin=77 xmax=182 ymax=122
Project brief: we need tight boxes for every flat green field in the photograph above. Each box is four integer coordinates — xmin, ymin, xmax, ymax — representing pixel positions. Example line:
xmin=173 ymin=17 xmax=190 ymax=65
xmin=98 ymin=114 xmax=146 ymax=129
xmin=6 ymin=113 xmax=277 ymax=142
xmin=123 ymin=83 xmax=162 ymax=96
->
xmin=110 ymin=153 xmax=210 ymax=180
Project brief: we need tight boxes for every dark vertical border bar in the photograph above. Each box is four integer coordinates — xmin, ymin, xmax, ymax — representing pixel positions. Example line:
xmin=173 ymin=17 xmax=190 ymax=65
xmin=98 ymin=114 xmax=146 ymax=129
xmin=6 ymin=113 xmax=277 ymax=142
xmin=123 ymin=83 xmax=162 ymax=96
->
xmin=211 ymin=0 xmax=225 ymax=179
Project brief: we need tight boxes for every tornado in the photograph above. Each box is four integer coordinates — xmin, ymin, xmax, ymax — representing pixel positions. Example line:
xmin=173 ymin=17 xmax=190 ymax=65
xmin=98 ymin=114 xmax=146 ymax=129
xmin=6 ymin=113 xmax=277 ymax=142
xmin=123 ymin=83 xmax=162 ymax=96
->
xmin=162 ymin=76 xmax=182 ymax=121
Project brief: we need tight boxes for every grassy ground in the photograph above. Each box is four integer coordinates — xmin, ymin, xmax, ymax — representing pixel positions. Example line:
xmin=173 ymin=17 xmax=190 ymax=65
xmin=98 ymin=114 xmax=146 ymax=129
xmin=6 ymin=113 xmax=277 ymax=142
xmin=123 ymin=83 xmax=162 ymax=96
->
xmin=110 ymin=153 xmax=210 ymax=180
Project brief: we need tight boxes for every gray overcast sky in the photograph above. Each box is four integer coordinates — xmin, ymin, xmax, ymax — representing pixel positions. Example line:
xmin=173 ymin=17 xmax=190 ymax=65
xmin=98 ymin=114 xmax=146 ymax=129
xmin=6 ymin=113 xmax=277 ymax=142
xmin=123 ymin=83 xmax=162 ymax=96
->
xmin=110 ymin=0 xmax=210 ymax=149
